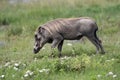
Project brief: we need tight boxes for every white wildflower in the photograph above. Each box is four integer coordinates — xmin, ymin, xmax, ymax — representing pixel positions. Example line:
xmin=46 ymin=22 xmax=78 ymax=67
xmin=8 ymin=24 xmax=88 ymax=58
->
xmin=61 ymin=56 xmax=71 ymax=60
xmin=113 ymin=75 xmax=117 ymax=78
xmin=60 ymin=57 xmax=64 ymax=60
xmin=97 ymin=74 xmax=102 ymax=78
xmin=67 ymin=43 xmax=72 ymax=46
xmin=107 ymin=72 xmax=114 ymax=76
xmin=106 ymin=60 xmax=110 ymax=62
xmin=39 ymin=70 xmax=44 ymax=73
xmin=64 ymin=56 xmax=67 ymax=59
xmin=42 ymin=69 xmax=46 ymax=71
xmin=39 ymin=69 xmax=50 ymax=73
xmin=14 ymin=63 xmax=19 ymax=67
xmin=34 ymin=58 xmax=37 ymax=61
xmin=13 ymin=67 xmax=19 ymax=71
xmin=23 ymin=63 xmax=26 ymax=67
xmin=12 ymin=74 xmax=15 ymax=77
xmin=108 ymin=72 xmax=113 ymax=75
xmin=24 ymin=74 xmax=28 ymax=77
xmin=0 ymin=75 xmax=5 ymax=78
xmin=4 ymin=62 xmax=10 ymax=67
xmin=24 ymin=70 xmax=34 ymax=77
xmin=111 ymin=58 xmax=115 ymax=61
xmin=29 ymin=72 xmax=34 ymax=76
xmin=26 ymin=70 xmax=31 ymax=74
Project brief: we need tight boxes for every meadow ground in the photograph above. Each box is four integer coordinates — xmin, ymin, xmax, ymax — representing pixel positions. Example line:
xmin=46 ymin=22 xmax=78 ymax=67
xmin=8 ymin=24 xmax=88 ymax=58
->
xmin=0 ymin=0 xmax=120 ymax=80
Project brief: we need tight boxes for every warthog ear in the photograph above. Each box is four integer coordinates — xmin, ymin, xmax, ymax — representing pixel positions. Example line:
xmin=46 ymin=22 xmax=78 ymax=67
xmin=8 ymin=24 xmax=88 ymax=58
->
xmin=38 ymin=27 xmax=45 ymax=34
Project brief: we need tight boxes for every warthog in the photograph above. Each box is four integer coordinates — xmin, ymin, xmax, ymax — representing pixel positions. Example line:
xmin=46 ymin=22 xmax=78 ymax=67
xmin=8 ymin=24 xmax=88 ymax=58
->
xmin=33 ymin=17 xmax=105 ymax=57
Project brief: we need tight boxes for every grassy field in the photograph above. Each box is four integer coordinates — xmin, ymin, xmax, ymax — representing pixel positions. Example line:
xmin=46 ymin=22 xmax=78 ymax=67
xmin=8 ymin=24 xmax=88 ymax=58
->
xmin=0 ymin=0 xmax=120 ymax=80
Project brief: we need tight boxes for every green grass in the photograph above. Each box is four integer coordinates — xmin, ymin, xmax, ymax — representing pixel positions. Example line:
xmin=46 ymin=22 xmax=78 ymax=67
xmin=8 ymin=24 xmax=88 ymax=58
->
xmin=0 ymin=0 xmax=120 ymax=80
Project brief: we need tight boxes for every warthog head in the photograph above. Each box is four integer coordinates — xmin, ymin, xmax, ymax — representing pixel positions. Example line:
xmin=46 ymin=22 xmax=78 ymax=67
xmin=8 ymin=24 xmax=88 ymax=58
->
xmin=33 ymin=27 xmax=47 ymax=54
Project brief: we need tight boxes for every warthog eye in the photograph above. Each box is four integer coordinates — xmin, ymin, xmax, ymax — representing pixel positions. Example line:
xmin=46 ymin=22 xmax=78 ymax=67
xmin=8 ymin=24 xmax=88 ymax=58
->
xmin=35 ymin=34 xmax=40 ymax=40
xmin=35 ymin=34 xmax=37 ymax=38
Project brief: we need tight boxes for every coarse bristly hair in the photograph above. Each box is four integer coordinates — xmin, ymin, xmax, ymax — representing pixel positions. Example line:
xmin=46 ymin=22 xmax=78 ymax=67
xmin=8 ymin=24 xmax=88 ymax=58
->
xmin=40 ymin=17 xmax=93 ymax=35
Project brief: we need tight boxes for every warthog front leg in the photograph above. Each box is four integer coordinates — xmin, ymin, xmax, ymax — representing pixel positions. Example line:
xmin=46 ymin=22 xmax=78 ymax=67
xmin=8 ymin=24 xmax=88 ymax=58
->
xmin=51 ymin=36 xmax=63 ymax=57
xmin=50 ymin=39 xmax=59 ymax=57
xmin=57 ymin=40 xmax=64 ymax=57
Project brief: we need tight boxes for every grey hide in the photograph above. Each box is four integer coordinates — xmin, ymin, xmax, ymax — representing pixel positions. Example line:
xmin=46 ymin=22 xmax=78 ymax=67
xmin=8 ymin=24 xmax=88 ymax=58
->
xmin=33 ymin=17 xmax=105 ymax=57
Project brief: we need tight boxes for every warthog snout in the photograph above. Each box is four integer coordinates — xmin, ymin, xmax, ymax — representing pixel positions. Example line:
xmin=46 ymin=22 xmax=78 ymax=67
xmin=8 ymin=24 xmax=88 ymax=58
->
xmin=33 ymin=46 xmax=41 ymax=54
xmin=33 ymin=42 xmax=41 ymax=54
